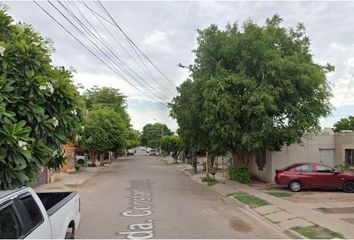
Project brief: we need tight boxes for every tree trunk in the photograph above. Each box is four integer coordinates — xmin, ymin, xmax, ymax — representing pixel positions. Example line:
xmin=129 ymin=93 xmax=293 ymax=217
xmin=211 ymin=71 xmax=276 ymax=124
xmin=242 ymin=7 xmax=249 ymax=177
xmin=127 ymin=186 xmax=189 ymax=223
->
xmin=89 ymin=150 xmax=96 ymax=166
xmin=99 ymin=153 xmax=105 ymax=166
xmin=181 ymin=150 xmax=186 ymax=163
xmin=206 ymin=151 xmax=209 ymax=178
xmin=192 ymin=152 xmax=197 ymax=173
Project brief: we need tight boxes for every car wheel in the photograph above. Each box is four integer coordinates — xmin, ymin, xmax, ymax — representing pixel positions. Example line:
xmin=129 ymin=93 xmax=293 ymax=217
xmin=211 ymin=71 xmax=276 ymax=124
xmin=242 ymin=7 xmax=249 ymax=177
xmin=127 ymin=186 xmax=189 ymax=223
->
xmin=288 ymin=180 xmax=301 ymax=192
xmin=343 ymin=181 xmax=354 ymax=193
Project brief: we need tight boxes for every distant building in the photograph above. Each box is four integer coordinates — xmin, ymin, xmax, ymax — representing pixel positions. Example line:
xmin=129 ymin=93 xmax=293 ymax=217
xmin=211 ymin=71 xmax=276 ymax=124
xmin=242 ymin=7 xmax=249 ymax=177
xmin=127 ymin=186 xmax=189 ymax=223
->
xmin=251 ymin=128 xmax=354 ymax=183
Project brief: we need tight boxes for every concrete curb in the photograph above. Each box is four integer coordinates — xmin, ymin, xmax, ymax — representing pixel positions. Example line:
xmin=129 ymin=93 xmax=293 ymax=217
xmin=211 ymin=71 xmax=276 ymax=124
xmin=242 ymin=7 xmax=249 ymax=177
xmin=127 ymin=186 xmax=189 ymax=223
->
xmin=165 ymin=159 xmax=306 ymax=239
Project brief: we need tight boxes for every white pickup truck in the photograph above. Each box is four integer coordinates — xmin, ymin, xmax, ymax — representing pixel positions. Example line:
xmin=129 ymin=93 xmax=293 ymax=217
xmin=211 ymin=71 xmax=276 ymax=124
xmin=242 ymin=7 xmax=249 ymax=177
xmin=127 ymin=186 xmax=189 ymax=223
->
xmin=0 ymin=187 xmax=80 ymax=239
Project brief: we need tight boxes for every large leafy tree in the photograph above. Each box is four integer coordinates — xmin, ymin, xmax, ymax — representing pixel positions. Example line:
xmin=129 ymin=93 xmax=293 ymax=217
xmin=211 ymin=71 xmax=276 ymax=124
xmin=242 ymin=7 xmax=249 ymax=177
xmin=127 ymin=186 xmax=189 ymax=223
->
xmin=160 ymin=135 xmax=183 ymax=163
xmin=170 ymin=15 xmax=333 ymax=167
xmin=84 ymin=86 xmax=130 ymax=125
xmin=333 ymin=116 xmax=354 ymax=132
xmin=82 ymin=86 xmax=139 ymax=156
xmin=80 ymin=107 xmax=127 ymax=165
xmin=126 ymin=129 xmax=141 ymax=149
xmin=0 ymin=10 xmax=84 ymax=189
xmin=141 ymin=123 xmax=172 ymax=149
xmin=169 ymin=79 xmax=207 ymax=171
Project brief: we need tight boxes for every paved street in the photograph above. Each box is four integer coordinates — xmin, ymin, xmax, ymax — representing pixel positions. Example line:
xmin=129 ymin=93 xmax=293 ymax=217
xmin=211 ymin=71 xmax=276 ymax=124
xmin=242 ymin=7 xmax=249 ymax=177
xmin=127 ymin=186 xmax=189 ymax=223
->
xmin=76 ymin=154 xmax=287 ymax=239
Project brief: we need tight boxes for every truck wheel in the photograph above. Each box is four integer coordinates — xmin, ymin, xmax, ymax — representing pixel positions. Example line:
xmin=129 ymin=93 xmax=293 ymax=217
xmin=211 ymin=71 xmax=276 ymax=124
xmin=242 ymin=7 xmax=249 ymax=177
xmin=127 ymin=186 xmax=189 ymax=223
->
xmin=343 ymin=181 xmax=354 ymax=193
xmin=65 ymin=232 xmax=74 ymax=239
xmin=288 ymin=180 xmax=301 ymax=192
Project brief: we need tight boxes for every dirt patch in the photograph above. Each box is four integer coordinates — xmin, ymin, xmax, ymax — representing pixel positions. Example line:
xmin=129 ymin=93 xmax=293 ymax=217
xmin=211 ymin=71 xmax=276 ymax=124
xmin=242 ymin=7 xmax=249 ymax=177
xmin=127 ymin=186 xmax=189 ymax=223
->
xmin=316 ymin=207 xmax=354 ymax=214
xmin=229 ymin=217 xmax=253 ymax=233
xmin=340 ymin=218 xmax=354 ymax=225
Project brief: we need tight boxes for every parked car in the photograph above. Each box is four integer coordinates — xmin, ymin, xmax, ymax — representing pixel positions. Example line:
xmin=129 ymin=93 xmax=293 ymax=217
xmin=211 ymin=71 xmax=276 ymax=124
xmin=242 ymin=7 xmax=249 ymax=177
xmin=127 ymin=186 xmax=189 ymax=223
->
xmin=149 ymin=149 xmax=157 ymax=156
xmin=275 ymin=163 xmax=354 ymax=192
xmin=145 ymin=147 xmax=151 ymax=153
xmin=0 ymin=187 xmax=80 ymax=239
xmin=141 ymin=147 xmax=146 ymax=151
xmin=127 ymin=149 xmax=135 ymax=155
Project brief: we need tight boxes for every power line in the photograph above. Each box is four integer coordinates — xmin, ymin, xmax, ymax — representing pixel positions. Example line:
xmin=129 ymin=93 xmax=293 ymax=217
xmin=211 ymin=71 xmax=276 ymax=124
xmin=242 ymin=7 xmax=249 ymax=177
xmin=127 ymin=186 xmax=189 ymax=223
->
xmin=57 ymin=1 xmax=169 ymax=102
xmin=34 ymin=1 xmax=165 ymax=110
xmin=48 ymin=1 xmax=167 ymax=104
xmin=79 ymin=1 xmax=172 ymax=93
xmin=97 ymin=1 xmax=177 ymax=88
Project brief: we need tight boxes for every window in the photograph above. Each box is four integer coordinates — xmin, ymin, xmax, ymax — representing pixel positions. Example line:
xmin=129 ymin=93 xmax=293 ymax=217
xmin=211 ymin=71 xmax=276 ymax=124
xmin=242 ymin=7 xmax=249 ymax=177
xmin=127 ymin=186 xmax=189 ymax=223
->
xmin=19 ymin=195 xmax=43 ymax=232
xmin=0 ymin=204 xmax=23 ymax=239
xmin=345 ymin=149 xmax=354 ymax=166
xmin=316 ymin=165 xmax=334 ymax=173
xmin=294 ymin=164 xmax=312 ymax=172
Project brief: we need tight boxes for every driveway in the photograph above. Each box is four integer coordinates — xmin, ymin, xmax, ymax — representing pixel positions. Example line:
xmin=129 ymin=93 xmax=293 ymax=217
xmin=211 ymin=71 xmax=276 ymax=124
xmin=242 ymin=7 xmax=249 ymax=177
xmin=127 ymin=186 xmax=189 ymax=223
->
xmin=75 ymin=155 xmax=287 ymax=239
xmin=250 ymin=182 xmax=354 ymax=204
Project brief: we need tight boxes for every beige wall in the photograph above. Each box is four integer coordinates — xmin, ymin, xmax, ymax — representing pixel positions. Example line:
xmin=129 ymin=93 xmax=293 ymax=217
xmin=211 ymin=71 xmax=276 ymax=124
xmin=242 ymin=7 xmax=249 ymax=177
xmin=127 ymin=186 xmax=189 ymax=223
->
xmin=251 ymin=151 xmax=273 ymax=182
xmin=251 ymin=133 xmax=335 ymax=183
xmin=334 ymin=133 xmax=354 ymax=166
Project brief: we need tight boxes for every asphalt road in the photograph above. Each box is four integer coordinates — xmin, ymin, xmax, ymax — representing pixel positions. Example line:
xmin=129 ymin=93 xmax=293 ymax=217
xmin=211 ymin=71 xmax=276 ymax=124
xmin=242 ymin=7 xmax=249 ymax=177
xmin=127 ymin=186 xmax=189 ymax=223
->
xmin=76 ymin=153 xmax=287 ymax=239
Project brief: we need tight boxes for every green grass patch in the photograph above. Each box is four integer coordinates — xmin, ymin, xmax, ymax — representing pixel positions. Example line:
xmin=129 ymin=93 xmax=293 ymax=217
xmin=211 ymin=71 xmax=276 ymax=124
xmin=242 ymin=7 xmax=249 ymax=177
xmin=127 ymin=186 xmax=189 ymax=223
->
xmin=226 ymin=191 xmax=247 ymax=197
xmin=233 ymin=192 xmax=270 ymax=209
xmin=267 ymin=191 xmax=293 ymax=198
xmin=291 ymin=225 xmax=344 ymax=239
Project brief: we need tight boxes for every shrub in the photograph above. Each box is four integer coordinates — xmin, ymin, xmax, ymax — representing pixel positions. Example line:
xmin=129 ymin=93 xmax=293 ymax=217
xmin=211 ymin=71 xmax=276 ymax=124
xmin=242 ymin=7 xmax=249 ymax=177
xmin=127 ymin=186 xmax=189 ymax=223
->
xmin=226 ymin=166 xmax=251 ymax=184
xmin=75 ymin=165 xmax=80 ymax=172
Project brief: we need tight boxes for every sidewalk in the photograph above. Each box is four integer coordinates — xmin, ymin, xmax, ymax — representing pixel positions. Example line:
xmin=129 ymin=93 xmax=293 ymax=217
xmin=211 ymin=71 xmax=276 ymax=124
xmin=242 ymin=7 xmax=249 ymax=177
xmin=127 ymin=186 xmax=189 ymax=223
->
xmin=165 ymin=158 xmax=354 ymax=239
xmin=35 ymin=164 xmax=111 ymax=192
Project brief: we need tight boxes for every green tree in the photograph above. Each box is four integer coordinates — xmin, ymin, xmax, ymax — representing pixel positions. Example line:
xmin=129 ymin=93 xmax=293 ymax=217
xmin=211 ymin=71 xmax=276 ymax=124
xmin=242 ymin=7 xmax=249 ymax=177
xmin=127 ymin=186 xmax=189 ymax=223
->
xmin=160 ymin=135 xmax=183 ymax=163
xmin=141 ymin=123 xmax=172 ymax=149
xmin=333 ymin=116 xmax=354 ymax=132
xmin=80 ymin=107 xmax=127 ymax=166
xmin=126 ymin=129 xmax=141 ymax=149
xmin=0 ymin=10 xmax=84 ymax=189
xmin=83 ymin=86 xmax=130 ymax=126
xmin=169 ymin=79 xmax=207 ymax=172
xmin=171 ymin=15 xmax=333 ymax=168
xmin=82 ymin=86 xmax=139 ymax=158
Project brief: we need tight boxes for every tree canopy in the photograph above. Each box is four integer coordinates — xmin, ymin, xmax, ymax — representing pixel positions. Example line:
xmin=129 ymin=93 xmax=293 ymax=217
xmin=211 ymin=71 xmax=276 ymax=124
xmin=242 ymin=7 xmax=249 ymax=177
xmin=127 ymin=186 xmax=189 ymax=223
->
xmin=141 ymin=123 xmax=173 ymax=149
xmin=80 ymin=107 xmax=127 ymax=153
xmin=170 ymin=15 xmax=333 ymax=166
xmin=83 ymin=86 xmax=130 ymax=126
xmin=160 ymin=135 xmax=183 ymax=163
xmin=333 ymin=116 xmax=354 ymax=132
xmin=0 ymin=10 xmax=84 ymax=189
xmin=80 ymin=87 xmax=139 ymax=158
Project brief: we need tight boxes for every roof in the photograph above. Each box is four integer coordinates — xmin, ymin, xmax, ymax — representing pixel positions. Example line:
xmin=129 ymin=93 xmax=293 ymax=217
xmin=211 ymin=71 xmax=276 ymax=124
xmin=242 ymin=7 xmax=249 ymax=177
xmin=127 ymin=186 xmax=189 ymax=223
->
xmin=0 ymin=187 xmax=27 ymax=199
xmin=0 ymin=190 xmax=15 ymax=199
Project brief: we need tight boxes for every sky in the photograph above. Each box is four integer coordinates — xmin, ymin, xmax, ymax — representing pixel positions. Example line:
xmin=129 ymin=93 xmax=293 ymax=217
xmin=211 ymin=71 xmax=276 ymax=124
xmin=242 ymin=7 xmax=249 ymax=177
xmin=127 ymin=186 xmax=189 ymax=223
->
xmin=3 ymin=1 xmax=354 ymax=131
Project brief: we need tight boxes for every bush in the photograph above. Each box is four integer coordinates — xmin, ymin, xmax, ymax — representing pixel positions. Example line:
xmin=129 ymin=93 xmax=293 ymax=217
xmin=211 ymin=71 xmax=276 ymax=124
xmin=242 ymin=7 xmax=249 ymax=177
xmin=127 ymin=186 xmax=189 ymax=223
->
xmin=226 ymin=166 xmax=251 ymax=184
xmin=75 ymin=165 xmax=80 ymax=172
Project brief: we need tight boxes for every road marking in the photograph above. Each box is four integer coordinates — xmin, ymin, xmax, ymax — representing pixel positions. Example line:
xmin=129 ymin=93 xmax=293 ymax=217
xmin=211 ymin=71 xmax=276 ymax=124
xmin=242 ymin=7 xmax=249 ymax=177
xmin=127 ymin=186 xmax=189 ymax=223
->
xmin=119 ymin=180 xmax=155 ymax=239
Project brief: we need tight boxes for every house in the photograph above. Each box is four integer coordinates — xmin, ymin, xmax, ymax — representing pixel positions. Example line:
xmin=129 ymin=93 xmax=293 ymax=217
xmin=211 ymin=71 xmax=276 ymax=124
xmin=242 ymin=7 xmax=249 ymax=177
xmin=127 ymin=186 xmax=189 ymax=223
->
xmin=251 ymin=128 xmax=354 ymax=183
xmin=31 ymin=143 xmax=77 ymax=188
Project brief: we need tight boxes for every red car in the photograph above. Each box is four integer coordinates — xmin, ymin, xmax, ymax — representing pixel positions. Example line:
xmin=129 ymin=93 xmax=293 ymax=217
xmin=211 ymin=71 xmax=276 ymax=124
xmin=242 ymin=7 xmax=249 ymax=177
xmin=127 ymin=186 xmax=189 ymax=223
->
xmin=275 ymin=163 xmax=354 ymax=192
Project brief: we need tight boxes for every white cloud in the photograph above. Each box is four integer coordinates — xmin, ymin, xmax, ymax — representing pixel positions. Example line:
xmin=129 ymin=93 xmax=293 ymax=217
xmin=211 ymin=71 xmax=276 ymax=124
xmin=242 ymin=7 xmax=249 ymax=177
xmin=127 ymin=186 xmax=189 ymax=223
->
xmin=6 ymin=1 xmax=354 ymax=129
xmin=144 ymin=30 xmax=171 ymax=52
